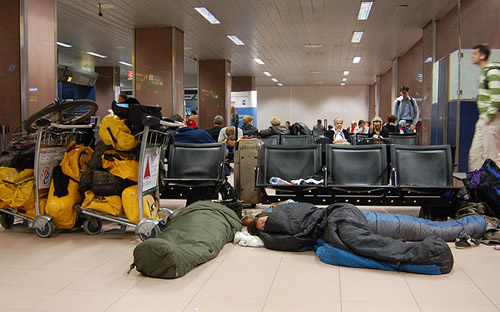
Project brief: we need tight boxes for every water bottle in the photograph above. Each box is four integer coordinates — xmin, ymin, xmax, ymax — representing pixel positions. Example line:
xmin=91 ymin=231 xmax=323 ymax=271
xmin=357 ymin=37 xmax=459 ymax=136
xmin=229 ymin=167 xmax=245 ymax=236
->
xmin=269 ymin=177 xmax=291 ymax=185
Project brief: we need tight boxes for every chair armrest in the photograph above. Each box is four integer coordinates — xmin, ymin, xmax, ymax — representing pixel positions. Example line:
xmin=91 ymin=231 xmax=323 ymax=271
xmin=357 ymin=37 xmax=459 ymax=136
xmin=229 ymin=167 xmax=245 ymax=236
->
xmin=391 ymin=167 xmax=398 ymax=186
xmin=322 ymin=166 xmax=328 ymax=187
xmin=254 ymin=166 xmax=262 ymax=188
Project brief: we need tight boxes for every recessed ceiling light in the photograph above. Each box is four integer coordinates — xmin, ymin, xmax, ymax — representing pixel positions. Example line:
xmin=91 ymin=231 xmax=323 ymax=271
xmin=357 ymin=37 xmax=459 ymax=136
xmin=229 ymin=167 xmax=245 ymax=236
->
xmin=304 ymin=43 xmax=323 ymax=48
xmin=277 ymin=83 xmax=283 ymax=87
xmin=263 ymin=71 xmax=272 ymax=77
xmin=119 ymin=61 xmax=132 ymax=67
xmin=351 ymin=31 xmax=363 ymax=43
xmin=358 ymin=2 xmax=373 ymax=20
xmin=86 ymin=51 xmax=107 ymax=58
xmin=352 ymin=56 xmax=362 ymax=64
xmin=341 ymin=77 xmax=348 ymax=82
xmin=56 ymin=41 xmax=72 ymax=48
xmin=271 ymin=78 xmax=279 ymax=82
xmin=194 ymin=7 xmax=221 ymax=24
xmin=343 ymin=70 xmax=350 ymax=76
xmin=341 ymin=82 xmax=346 ymax=86
xmin=226 ymin=34 xmax=245 ymax=46
xmin=253 ymin=58 xmax=265 ymax=65
xmin=309 ymin=71 xmax=321 ymax=74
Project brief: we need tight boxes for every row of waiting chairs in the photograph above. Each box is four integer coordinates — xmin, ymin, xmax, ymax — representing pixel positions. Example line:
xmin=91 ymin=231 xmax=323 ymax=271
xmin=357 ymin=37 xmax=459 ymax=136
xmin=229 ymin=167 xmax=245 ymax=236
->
xmin=255 ymin=144 xmax=456 ymax=193
xmin=259 ymin=133 xmax=418 ymax=146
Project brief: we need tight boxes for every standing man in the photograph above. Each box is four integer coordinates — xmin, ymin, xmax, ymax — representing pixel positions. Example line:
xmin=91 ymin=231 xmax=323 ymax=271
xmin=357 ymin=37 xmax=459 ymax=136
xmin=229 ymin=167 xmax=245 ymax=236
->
xmin=469 ymin=44 xmax=500 ymax=170
xmin=394 ymin=85 xmax=419 ymax=132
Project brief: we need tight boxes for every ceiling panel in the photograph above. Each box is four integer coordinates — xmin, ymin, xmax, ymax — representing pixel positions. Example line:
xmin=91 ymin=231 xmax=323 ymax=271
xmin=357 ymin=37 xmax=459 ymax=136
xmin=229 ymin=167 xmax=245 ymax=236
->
xmin=56 ymin=0 xmax=458 ymax=87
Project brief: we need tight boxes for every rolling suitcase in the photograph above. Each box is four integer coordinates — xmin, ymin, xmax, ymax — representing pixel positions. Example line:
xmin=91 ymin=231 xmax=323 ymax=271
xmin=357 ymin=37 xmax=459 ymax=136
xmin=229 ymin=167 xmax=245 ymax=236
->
xmin=234 ymin=138 xmax=263 ymax=204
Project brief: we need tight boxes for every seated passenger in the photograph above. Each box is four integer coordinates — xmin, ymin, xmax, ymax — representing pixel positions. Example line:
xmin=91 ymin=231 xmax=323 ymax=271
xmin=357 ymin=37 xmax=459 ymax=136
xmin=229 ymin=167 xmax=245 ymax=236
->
xmin=206 ymin=115 xmax=224 ymax=142
xmin=259 ymin=117 xmax=290 ymax=137
xmin=325 ymin=125 xmax=334 ymax=142
xmin=332 ymin=117 xmax=350 ymax=144
xmin=240 ymin=115 xmax=259 ymax=137
xmin=369 ymin=116 xmax=389 ymax=138
xmin=383 ymin=114 xmax=398 ymax=134
xmin=354 ymin=120 xmax=368 ymax=134
xmin=170 ymin=114 xmax=215 ymax=144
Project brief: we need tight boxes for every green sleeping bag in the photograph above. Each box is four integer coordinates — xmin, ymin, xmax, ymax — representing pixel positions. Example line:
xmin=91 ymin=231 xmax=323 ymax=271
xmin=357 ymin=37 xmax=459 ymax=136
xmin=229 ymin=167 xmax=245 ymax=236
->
xmin=133 ymin=201 xmax=242 ymax=279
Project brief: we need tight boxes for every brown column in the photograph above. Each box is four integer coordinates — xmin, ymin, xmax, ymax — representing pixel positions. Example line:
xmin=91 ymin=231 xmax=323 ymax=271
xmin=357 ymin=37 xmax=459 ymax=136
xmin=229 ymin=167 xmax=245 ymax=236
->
xmin=134 ymin=27 xmax=184 ymax=117
xmin=198 ymin=60 xmax=232 ymax=129
xmin=95 ymin=66 xmax=119 ymax=118
xmin=232 ymin=77 xmax=255 ymax=92
xmin=0 ymin=1 xmax=22 ymax=135
xmin=421 ymin=21 xmax=435 ymax=146
xmin=27 ymin=0 xmax=57 ymax=117
xmin=379 ymin=69 xmax=393 ymax=121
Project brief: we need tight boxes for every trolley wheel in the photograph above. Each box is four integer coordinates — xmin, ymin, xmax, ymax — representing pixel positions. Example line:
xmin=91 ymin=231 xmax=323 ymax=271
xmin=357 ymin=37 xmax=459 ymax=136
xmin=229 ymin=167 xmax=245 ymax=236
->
xmin=35 ymin=220 xmax=55 ymax=238
xmin=83 ymin=217 xmax=102 ymax=235
xmin=0 ymin=213 xmax=15 ymax=229
xmin=23 ymin=99 xmax=98 ymax=133
xmin=139 ymin=224 xmax=161 ymax=241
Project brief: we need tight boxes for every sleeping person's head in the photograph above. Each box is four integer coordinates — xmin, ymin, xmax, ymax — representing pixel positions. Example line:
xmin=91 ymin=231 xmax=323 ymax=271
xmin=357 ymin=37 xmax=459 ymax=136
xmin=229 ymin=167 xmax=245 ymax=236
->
xmin=247 ymin=212 xmax=271 ymax=235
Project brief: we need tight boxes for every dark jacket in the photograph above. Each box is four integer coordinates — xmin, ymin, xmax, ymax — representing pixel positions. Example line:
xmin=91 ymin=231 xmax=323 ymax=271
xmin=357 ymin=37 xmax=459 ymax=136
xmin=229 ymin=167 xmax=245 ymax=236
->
xmin=205 ymin=126 xmax=222 ymax=142
xmin=173 ymin=127 xmax=216 ymax=143
xmin=240 ymin=123 xmax=259 ymax=137
xmin=258 ymin=203 xmax=453 ymax=274
xmin=259 ymin=125 xmax=290 ymax=137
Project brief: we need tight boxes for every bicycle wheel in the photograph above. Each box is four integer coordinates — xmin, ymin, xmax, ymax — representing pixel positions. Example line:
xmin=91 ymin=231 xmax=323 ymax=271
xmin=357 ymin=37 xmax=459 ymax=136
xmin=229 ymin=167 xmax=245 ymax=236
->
xmin=24 ymin=99 xmax=98 ymax=133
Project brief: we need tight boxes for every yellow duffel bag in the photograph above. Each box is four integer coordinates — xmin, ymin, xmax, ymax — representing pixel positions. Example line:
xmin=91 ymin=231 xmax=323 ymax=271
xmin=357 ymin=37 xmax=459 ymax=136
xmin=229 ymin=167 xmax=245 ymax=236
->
xmin=17 ymin=198 xmax=46 ymax=220
xmin=98 ymin=114 xmax=137 ymax=152
xmin=101 ymin=150 xmax=139 ymax=182
xmin=0 ymin=167 xmax=35 ymax=208
xmin=44 ymin=178 xmax=81 ymax=229
xmin=121 ymin=185 xmax=159 ymax=224
xmin=59 ymin=143 xmax=93 ymax=181
xmin=82 ymin=190 xmax=123 ymax=216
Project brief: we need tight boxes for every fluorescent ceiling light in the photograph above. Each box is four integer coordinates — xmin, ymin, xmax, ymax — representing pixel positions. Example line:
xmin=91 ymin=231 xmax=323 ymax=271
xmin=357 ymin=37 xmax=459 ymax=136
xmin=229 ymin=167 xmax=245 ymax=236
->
xmin=119 ymin=61 xmax=132 ymax=67
xmin=352 ymin=56 xmax=362 ymax=64
xmin=226 ymin=34 xmax=245 ymax=46
xmin=304 ymin=43 xmax=323 ymax=48
xmin=343 ymin=70 xmax=350 ymax=76
xmin=263 ymin=71 xmax=272 ymax=77
xmin=358 ymin=2 xmax=373 ymax=20
xmin=424 ymin=57 xmax=433 ymax=63
xmin=277 ymin=83 xmax=283 ymax=87
xmin=341 ymin=77 xmax=348 ymax=82
xmin=271 ymin=78 xmax=279 ymax=82
xmin=314 ymin=81 xmax=324 ymax=84
xmin=351 ymin=31 xmax=363 ymax=43
xmin=194 ymin=7 xmax=221 ymax=24
xmin=253 ymin=58 xmax=265 ymax=65
xmin=341 ymin=82 xmax=346 ymax=86
xmin=86 ymin=51 xmax=107 ymax=58
xmin=57 ymin=41 xmax=72 ymax=48
xmin=309 ymin=71 xmax=321 ymax=74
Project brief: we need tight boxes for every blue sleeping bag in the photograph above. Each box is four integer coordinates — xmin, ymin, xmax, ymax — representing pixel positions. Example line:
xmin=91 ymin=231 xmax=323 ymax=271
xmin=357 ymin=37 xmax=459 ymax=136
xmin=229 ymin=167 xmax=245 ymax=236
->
xmin=363 ymin=211 xmax=486 ymax=241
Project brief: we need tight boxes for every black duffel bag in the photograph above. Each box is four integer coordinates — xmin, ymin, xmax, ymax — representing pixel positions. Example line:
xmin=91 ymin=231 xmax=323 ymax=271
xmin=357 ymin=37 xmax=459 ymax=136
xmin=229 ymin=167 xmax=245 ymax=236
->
xmin=91 ymin=170 xmax=132 ymax=196
xmin=112 ymin=100 xmax=162 ymax=134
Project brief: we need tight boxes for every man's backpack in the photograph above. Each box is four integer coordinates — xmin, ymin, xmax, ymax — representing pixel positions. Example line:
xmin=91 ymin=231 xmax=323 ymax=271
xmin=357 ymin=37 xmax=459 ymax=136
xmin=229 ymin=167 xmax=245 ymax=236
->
xmin=290 ymin=122 xmax=312 ymax=135
xmin=467 ymin=159 xmax=500 ymax=216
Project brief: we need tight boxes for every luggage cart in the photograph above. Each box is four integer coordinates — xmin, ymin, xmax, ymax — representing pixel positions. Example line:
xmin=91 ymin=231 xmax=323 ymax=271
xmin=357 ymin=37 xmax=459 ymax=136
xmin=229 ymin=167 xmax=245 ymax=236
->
xmin=0 ymin=118 xmax=93 ymax=238
xmin=79 ymin=116 xmax=183 ymax=240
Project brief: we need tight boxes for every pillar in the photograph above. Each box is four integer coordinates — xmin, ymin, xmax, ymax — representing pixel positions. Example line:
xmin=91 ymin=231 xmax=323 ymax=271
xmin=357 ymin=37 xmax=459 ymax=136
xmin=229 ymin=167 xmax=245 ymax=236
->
xmin=232 ymin=77 xmax=255 ymax=92
xmin=198 ymin=60 xmax=232 ymax=129
xmin=421 ymin=20 xmax=436 ymax=146
xmin=95 ymin=66 xmax=120 ymax=118
xmin=134 ymin=27 xmax=184 ymax=117
xmin=0 ymin=1 xmax=22 ymax=134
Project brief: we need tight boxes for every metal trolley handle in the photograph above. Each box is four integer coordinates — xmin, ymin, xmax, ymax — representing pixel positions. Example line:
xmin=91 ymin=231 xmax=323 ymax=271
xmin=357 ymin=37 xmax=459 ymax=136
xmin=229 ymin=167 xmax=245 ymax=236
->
xmin=141 ymin=115 xmax=184 ymax=128
xmin=35 ymin=118 xmax=93 ymax=130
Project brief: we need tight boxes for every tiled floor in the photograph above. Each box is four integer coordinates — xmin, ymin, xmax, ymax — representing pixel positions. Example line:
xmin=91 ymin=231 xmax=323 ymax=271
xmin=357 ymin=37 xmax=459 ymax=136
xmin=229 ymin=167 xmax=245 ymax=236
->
xmin=1 ymin=201 xmax=499 ymax=312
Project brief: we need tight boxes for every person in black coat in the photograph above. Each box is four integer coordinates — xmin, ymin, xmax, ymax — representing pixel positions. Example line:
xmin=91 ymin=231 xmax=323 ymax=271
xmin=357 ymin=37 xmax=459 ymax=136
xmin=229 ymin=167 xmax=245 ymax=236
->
xmin=240 ymin=115 xmax=259 ymax=137
xmin=205 ymin=115 xmax=224 ymax=142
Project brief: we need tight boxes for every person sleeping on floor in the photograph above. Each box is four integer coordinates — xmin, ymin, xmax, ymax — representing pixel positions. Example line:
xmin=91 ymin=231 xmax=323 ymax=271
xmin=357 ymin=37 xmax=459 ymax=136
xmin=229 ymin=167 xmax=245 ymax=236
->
xmin=243 ymin=202 xmax=486 ymax=275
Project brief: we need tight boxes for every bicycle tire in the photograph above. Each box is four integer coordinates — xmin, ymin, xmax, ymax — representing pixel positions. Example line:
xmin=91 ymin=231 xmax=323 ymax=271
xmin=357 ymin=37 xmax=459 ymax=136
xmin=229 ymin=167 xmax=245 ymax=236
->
xmin=24 ymin=99 xmax=98 ymax=133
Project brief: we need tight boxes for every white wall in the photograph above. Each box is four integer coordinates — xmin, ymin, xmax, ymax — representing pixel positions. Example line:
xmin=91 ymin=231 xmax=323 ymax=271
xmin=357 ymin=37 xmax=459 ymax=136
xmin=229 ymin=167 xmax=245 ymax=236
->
xmin=256 ymin=85 xmax=371 ymax=130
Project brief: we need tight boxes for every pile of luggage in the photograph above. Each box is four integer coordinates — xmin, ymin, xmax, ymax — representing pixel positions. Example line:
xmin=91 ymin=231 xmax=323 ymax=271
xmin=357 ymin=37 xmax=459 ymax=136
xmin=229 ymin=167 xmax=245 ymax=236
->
xmin=79 ymin=113 xmax=160 ymax=224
